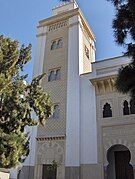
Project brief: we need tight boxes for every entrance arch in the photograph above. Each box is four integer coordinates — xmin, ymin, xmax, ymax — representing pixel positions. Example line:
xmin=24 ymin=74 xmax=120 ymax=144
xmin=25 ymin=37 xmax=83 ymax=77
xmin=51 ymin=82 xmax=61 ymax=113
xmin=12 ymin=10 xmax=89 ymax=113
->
xmin=107 ymin=144 xmax=134 ymax=179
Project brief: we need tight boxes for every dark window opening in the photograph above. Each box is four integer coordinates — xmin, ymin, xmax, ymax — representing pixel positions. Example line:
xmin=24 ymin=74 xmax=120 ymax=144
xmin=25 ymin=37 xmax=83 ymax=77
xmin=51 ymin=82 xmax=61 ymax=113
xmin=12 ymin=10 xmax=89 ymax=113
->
xmin=123 ymin=100 xmax=130 ymax=115
xmin=55 ymin=69 xmax=61 ymax=80
xmin=130 ymin=100 xmax=135 ymax=114
xmin=51 ymin=38 xmax=63 ymax=50
xmin=48 ymin=71 xmax=55 ymax=81
xmin=48 ymin=69 xmax=61 ymax=82
xmin=57 ymin=39 xmax=63 ymax=48
xmin=51 ymin=41 xmax=57 ymax=50
xmin=103 ymin=103 xmax=112 ymax=118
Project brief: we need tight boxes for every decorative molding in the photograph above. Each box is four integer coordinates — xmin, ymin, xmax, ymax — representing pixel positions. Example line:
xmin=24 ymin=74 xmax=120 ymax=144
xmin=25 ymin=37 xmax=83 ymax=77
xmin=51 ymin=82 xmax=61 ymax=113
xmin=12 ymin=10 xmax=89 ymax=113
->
xmin=38 ymin=8 xmax=95 ymax=41
xmin=48 ymin=20 xmax=68 ymax=32
xmin=36 ymin=135 xmax=65 ymax=141
xmin=36 ymin=140 xmax=65 ymax=165
xmin=90 ymin=75 xmax=117 ymax=95
xmin=102 ymin=125 xmax=135 ymax=164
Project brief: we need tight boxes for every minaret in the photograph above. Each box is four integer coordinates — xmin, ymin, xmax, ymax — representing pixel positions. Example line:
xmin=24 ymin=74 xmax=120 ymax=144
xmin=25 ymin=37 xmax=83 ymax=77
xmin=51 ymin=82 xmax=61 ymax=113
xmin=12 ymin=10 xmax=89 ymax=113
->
xmin=32 ymin=1 xmax=96 ymax=179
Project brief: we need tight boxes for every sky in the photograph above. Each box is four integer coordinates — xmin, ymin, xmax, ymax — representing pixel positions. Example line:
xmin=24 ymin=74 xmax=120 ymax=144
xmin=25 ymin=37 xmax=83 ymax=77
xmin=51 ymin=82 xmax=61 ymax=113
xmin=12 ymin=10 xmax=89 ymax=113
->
xmin=0 ymin=0 xmax=124 ymax=80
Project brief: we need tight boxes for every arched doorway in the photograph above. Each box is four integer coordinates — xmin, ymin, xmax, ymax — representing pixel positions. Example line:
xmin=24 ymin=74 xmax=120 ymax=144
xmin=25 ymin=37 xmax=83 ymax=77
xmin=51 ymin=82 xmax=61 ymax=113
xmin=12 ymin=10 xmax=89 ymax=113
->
xmin=107 ymin=144 xmax=134 ymax=179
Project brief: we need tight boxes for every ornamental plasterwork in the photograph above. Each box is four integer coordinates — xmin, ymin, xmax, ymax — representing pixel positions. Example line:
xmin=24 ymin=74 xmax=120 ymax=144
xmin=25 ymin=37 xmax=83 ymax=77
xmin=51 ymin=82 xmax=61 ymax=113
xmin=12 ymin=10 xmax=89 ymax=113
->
xmin=36 ymin=140 xmax=65 ymax=165
xmin=102 ymin=124 xmax=135 ymax=164
xmin=90 ymin=75 xmax=117 ymax=95
xmin=103 ymin=138 xmax=134 ymax=164
xmin=48 ymin=20 xmax=68 ymax=32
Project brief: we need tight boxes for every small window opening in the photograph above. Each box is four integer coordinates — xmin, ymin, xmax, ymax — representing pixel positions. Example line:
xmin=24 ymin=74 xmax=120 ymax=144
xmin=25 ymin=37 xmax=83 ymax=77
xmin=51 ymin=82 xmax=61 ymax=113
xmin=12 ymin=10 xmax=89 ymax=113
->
xmin=85 ymin=46 xmax=89 ymax=59
xmin=53 ymin=104 xmax=60 ymax=119
xmin=57 ymin=39 xmax=63 ymax=48
xmin=51 ymin=41 xmax=57 ymax=50
xmin=48 ymin=71 xmax=55 ymax=81
xmin=55 ymin=69 xmax=61 ymax=80
xmin=103 ymin=103 xmax=112 ymax=118
xmin=123 ymin=100 xmax=130 ymax=115
xmin=130 ymin=100 xmax=135 ymax=114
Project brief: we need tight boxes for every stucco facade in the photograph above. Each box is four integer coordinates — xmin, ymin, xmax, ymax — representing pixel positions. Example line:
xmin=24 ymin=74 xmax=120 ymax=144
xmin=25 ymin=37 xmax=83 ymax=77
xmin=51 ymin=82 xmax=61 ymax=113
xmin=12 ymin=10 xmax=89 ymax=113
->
xmin=10 ymin=1 xmax=135 ymax=179
xmin=90 ymin=56 xmax=135 ymax=179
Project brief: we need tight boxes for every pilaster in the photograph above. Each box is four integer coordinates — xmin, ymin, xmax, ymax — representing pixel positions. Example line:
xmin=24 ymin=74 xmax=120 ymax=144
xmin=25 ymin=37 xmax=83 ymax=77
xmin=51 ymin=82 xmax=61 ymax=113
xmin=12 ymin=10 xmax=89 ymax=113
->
xmin=65 ymin=15 xmax=81 ymax=171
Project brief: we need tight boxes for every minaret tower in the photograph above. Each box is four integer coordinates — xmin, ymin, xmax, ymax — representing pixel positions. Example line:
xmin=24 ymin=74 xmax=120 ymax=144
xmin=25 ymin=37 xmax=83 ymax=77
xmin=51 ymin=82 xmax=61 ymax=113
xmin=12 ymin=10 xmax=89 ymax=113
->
xmin=32 ymin=1 xmax=96 ymax=179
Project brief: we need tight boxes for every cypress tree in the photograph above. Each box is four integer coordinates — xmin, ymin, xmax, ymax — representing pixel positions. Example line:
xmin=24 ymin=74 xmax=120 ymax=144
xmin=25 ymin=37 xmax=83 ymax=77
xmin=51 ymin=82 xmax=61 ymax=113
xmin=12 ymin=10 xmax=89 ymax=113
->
xmin=0 ymin=35 xmax=53 ymax=168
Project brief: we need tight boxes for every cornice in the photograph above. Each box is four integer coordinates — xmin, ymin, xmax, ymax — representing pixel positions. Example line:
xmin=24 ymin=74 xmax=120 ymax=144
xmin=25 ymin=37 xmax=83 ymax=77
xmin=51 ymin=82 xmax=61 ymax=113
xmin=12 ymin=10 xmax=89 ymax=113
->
xmin=38 ymin=8 xmax=95 ymax=41
xmin=38 ymin=8 xmax=79 ymax=27
xmin=90 ymin=75 xmax=117 ymax=95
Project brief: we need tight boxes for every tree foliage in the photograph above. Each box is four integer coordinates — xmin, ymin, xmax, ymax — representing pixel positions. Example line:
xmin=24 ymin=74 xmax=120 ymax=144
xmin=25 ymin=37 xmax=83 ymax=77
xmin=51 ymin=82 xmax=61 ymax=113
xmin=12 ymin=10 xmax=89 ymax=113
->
xmin=0 ymin=35 xmax=53 ymax=168
xmin=107 ymin=0 xmax=135 ymax=99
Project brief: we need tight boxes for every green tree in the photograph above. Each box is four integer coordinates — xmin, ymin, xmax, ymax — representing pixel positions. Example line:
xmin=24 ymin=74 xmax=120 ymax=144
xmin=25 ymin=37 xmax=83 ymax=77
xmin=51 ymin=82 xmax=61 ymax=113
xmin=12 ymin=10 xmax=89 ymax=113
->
xmin=0 ymin=35 xmax=53 ymax=168
xmin=108 ymin=0 xmax=135 ymax=99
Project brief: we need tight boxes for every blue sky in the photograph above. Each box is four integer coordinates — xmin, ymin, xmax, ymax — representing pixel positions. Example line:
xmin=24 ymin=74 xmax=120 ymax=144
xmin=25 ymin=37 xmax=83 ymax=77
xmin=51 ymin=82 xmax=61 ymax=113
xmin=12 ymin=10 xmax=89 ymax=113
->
xmin=0 ymin=0 xmax=124 ymax=80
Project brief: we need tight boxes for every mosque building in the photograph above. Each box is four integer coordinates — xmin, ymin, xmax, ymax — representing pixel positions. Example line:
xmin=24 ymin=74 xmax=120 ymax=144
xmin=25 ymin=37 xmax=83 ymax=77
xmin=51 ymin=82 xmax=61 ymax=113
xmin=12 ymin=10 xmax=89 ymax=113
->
xmin=10 ymin=0 xmax=135 ymax=179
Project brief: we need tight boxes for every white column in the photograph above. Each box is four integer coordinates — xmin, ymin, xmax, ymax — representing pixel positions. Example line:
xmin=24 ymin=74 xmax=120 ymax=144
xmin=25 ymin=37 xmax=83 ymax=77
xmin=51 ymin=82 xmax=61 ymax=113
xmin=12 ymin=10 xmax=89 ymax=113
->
xmin=66 ymin=15 xmax=80 ymax=167
xmin=33 ymin=26 xmax=47 ymax=78
xmin=80 ymin=75 xmax=98 ymax=164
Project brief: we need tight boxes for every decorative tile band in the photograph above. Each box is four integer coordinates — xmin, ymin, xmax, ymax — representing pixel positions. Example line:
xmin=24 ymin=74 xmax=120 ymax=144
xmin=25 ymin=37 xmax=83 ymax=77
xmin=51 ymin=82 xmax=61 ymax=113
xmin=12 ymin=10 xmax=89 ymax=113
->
xmin=36 ymin=135 xmax=66 ymax=141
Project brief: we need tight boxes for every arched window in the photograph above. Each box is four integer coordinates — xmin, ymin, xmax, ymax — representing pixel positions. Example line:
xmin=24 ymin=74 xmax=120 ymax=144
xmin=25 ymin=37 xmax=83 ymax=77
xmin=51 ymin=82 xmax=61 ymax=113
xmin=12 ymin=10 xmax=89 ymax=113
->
xmin=48 ymin=71 xmax=55 ymax=82
xmin=57 ymin=38 xmax=63 ymax=48
xmin=130 ymin=100 xmax=135 ymax=114
xmin=53 ymin=104 xmax=60 ymax=119
xmin=51 ymin=41 xmax=57 ymax=50
xmin=55 ymin=69 xmax=61 ymax=80
xmin=123 ymin=100 xmax=130 ymax=115
xmin=103 ymin=103 xmax=112 ymax=118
